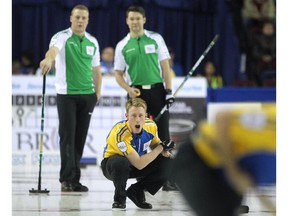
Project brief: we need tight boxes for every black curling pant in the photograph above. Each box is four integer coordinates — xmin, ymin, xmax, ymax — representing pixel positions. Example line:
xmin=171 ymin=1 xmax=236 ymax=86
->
xmin=57 ymin=93 xmax=97 ymax=183
xmin=101 ymin=155 xmax=170 ymax=203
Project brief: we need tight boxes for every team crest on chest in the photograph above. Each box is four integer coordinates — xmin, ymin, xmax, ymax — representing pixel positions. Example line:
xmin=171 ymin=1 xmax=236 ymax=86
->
xmin=86 ymin=46 xmax=94 ymax=56
xmin=144 ymin=44 xmax=155 ymax=54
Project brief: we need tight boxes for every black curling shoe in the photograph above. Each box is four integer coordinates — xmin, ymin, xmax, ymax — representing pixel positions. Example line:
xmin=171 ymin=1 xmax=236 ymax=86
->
xmin=112 ymin=201 xmax=126 ymax=210
xmin=127 ymin=184 xmax=152 ymax=209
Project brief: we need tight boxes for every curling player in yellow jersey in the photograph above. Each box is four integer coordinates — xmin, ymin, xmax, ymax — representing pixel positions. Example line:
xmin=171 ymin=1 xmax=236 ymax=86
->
xmin=170 ymin=104 xmax=276 ymax=216
xmin=101 ymin=98 xmax=175 ymax=210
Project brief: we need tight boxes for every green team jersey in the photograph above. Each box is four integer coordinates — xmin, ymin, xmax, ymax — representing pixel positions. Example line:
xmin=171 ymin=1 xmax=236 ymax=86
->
xmin=114 ymin=30 xmax=170 ymax=85
xmin=49 ymin=28 xmax=100 ymax=94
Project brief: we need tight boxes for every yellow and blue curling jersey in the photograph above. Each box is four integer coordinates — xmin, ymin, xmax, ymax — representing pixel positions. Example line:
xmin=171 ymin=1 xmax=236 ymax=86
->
xmin=103 ymin=118 xmax=160 ymax=158
xmin=194 ymin=104 xmax=276 ymax=185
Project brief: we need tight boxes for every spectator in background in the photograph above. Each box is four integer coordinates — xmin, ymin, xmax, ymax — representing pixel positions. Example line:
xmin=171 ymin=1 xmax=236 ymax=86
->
xmin=100 ymin=46 xmax=115 ymax=76
xmin=242 ymin=0 xmax=276 ymax=33
xmin=251 ymin=19 xmax=276 ymax=86
xmin=12 ymin=60 xmax=21 ymax=75
xmin=225 ymin=0 xmax=276 ymax=84
xmin=198 ymin=61 xmax=223 ymax=88
xmin=19 ymin=50 xmax=36 ymax=75
xmin=168 ymin=47 xmax=184 ymax=77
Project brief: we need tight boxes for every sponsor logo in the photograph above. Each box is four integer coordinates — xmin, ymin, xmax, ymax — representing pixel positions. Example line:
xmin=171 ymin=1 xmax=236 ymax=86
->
xmin=143 ymin=141 xmax=151 ymax=151
xmin=126 ymin=48 xmax=135 ymax=53
xmin=117 ymin=141 xmax=128 ymax=152
xmin=68 ymin=41 xmax=78 ymax=46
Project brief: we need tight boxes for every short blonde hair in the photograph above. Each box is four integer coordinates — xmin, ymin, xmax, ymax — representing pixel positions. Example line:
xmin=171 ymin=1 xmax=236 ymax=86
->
xmin=71 ymin=4 xmax=89 ymax=15
xmin=125 ymin=98 xmax=147 ymax=113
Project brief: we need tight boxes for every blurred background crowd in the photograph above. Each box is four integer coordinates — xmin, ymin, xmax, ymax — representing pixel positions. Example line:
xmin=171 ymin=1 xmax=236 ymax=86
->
xmin=12 ymin=0 xmax=276 ymax=87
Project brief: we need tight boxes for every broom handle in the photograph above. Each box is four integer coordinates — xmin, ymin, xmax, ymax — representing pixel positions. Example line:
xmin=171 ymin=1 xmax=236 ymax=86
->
xmin=37 ymin=75 xmax=46 ymax=190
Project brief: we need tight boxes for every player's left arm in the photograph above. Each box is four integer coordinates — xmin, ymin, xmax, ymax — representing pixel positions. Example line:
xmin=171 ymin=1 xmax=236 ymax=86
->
xmin=160 ymin=59 xmax=175 ymax=108
xmin=92 ymin=65 xmax=102 ymax=101
xmin=160 ymin=59 xmax=172 ymax=90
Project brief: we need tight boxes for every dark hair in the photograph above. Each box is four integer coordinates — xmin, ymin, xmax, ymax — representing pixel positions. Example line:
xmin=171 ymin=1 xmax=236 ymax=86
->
xmin=126 ymin=5 xmax=145 ymax=18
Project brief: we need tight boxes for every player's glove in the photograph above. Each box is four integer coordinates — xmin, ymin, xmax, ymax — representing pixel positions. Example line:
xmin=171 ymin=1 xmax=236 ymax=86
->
xmin=165 ymin=89 xmax=175 ymax=108
xmin=160 ymin=139 xmax=176 ymax=151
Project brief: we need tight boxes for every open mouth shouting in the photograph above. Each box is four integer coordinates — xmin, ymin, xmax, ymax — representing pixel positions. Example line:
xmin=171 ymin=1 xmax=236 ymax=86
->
xmin=133 ymin=124 xmax=142 ymax=134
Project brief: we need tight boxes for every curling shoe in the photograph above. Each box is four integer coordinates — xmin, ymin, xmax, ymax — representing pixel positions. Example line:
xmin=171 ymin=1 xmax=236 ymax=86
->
xmin=61 ymin=181 xmax=88 ymax=192
xmin=112 ymin=201 xmax=126 ymax=210
xmin=127 ymin=184 xmax=152 ymax=209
